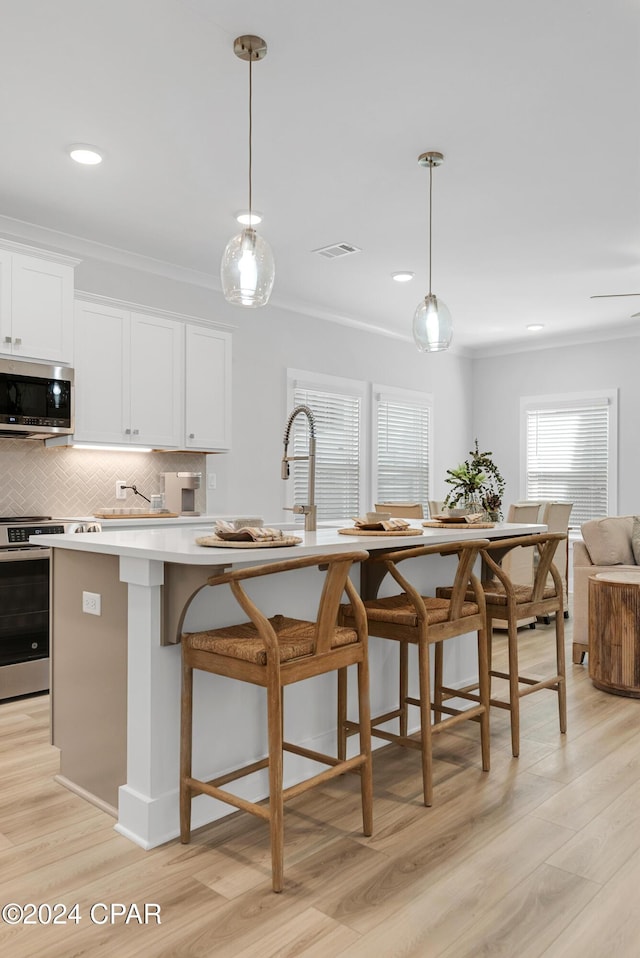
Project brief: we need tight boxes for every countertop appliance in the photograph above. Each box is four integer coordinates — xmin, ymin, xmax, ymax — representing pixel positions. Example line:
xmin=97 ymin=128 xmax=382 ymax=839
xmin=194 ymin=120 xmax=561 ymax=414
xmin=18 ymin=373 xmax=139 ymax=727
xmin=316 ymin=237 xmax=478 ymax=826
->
xmin=0 ymin=358 xmax=74 ymax=439
xmin=161 ymin=471 xmax=201 ymax=516
xmin=0 ymin=516 xmax=87 ymax=700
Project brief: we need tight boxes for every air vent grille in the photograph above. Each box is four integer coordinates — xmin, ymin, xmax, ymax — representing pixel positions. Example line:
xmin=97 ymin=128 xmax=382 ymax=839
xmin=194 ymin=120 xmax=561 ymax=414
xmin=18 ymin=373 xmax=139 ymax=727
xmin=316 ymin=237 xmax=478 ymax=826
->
xmin=313 ymin=242 xmax=362 ymax=259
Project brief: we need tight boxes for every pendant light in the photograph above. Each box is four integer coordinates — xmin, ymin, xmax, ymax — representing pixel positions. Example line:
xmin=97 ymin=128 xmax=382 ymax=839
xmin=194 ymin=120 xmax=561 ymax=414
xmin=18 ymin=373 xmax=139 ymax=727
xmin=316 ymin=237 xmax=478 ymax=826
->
xmin=412 ymin=151 xmax=453 ymax=352
xmin=220 ymin=35 xmax=275 ymax=308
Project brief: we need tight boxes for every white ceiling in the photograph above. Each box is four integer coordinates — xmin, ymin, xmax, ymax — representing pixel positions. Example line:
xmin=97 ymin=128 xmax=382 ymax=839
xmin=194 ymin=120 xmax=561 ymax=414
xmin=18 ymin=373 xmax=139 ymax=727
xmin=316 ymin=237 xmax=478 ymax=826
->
xmin=1 ymin=0 xmax=639 ymax=352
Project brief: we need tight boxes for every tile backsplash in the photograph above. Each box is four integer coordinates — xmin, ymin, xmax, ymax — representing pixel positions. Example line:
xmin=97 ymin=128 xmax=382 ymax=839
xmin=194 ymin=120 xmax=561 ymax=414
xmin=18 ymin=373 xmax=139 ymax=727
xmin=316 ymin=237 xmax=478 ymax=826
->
xmin=0 ymin=440 xmax=206 ymax=517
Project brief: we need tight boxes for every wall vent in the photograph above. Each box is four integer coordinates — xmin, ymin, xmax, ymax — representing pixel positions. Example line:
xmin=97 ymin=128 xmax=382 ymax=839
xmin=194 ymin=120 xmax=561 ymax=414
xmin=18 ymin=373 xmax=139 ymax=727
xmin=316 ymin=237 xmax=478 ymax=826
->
xmin=313 ymin=242 xmax=362 ymax=259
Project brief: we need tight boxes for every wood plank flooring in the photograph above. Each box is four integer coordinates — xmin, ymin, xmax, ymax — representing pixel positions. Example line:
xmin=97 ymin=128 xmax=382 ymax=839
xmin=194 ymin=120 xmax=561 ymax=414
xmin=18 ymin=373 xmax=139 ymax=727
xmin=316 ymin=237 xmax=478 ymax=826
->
xmin=1 ymin=615 xmax=639 ymax=956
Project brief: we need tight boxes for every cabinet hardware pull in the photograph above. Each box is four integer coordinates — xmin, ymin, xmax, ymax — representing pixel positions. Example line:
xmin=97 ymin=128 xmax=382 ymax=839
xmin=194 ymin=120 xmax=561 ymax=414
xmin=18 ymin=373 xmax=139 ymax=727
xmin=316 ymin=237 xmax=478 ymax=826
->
xmin=189 ymin=433 xmax=195 ymax=439
xmin=14 ymin=338 xmax=21 ymax=346
xmin=3 ymin=336 xmax=11 ymax=344
xmin=133 ymin=428 xmax=139 ymax=435
xmin=125 ymin=428 xmax=131 ymax=435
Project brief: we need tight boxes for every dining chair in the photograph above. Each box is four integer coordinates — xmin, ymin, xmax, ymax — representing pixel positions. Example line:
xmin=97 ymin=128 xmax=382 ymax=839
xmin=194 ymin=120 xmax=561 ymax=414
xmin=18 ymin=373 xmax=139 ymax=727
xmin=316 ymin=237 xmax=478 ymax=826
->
xmin=499 ymin=502 xmax=545 ymax=628
xmin=538 ymin=502 xmax=573 ymax=616
xmin=339 ymin=539 xmax=491 ymax=806
xmin=437 ymin=532 xmax=567 ymax=757
xmin=374 ymin=502 xmax=424 ymax=519
xmin=180 ymin=550 xmax=373 ymax=893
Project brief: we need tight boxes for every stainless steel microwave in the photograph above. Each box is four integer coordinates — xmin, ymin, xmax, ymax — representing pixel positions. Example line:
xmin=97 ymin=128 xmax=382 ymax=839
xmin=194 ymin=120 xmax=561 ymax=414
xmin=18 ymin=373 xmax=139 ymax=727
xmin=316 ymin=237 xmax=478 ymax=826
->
xmin=0 ymin=358 xmax=74 ymax=439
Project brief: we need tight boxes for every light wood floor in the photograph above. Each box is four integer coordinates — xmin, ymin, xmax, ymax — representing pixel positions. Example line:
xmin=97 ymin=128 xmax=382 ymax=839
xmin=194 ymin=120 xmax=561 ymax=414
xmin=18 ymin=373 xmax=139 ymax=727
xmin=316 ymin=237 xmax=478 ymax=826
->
xmin=1 ymin=616 xmax=639 ymax=957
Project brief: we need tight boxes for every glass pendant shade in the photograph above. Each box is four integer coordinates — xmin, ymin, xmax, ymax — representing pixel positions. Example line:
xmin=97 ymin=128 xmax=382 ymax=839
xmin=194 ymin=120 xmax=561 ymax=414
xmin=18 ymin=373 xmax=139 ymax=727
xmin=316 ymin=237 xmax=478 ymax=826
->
xmin=413 ymin=293 xmax=453 ymax=352
xmin=220 ymin=227 xmax=275 ymax=307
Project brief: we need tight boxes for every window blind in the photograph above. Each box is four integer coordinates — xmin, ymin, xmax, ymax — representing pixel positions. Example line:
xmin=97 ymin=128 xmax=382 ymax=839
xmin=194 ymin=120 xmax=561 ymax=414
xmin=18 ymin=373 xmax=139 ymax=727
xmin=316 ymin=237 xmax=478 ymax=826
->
xmin=291 ymin=384 xmax=361 ymax=521
xmin=375 ymin=394 xmax=431 ymax=510
xmin=525 ymin=399 xmax=610 ymax=525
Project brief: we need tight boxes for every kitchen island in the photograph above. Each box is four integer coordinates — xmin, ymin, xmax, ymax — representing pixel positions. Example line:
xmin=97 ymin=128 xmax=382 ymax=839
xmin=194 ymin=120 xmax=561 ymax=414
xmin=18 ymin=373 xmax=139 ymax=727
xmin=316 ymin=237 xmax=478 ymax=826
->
xmin=36 ymin=520 xmax=544 ymax=849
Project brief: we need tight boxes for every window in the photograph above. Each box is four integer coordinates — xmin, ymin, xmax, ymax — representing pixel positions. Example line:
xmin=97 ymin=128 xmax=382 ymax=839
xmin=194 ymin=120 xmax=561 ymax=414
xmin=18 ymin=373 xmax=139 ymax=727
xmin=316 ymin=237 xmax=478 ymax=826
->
xmin=521 ymin=390 xmax=617 ymax=525
xmin=286 ymin=371 xmax=433 ymax=522
xmin=287 ymin=372 xmax=366 ymax=521
xmin=372 ymin=386 xmax=432 ymax=512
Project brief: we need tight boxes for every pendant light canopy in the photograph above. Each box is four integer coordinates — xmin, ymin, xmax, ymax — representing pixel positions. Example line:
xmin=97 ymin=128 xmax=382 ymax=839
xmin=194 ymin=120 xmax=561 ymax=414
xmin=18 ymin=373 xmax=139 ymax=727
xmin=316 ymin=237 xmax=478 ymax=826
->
xmin=412 ymin=151 xmax=453 ymax=352
xmin=220 ymin=35 xmax=275 ymax=308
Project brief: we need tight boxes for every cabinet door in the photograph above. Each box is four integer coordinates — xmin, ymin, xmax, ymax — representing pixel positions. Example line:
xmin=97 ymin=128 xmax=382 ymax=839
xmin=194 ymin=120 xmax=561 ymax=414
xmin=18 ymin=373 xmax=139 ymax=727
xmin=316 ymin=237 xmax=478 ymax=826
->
xmin=0 ymin=250 xmax=12 ymax=356
xmin=130 ymin=312 xmax=183 ymax=447
xmin=10 ymin=254 xmax=74 ymax=363
xmin=184 ymin=326 xmax=232 ymax=451
xmin=73 ymin=302 xmax=130 ymax=443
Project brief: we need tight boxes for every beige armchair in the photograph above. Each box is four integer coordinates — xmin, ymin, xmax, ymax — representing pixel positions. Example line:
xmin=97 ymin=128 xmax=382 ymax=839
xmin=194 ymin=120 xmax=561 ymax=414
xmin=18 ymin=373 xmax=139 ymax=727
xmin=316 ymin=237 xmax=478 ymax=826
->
xmin=572 ymin=515 xmax=637 ymax=664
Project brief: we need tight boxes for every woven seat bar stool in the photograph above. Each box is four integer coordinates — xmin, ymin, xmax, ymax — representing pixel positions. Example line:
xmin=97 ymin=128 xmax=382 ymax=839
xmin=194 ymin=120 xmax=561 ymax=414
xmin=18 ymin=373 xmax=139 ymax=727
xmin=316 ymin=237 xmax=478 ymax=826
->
xmin=180 ymin=550 xmax=373 ymax=893
xmin=437 ymin=532 xmax=567 ymax=758
xmin=339 ymin=538 xmax=491 ymax=807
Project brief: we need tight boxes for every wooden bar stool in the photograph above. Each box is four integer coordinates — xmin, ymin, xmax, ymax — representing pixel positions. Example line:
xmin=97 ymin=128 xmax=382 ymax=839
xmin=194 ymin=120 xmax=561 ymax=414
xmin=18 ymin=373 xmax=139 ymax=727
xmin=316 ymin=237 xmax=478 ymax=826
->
xmin=437 ymin=532 xmax=567 ymax=757
xmin=339 ymin=539 xmax=491 ymax=807
xmin=180 ymin=550 xmax=373 ymax=893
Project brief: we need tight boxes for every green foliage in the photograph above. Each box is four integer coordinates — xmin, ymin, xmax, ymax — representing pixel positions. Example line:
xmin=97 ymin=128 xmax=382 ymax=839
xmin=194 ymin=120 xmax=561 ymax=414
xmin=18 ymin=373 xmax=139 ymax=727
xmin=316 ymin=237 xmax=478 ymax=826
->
xmin=443 ymin=440 xmax=505 ymax=516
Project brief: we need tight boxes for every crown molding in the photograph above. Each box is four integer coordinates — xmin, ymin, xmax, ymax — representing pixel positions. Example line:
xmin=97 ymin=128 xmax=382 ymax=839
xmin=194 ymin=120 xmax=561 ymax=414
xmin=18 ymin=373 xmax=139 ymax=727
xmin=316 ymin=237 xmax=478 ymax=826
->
xmin=0 ymin=235 xmax=81 ymax=267
xmin=470 ymin=321 xmax=640 ymax=358
xmin=74 ymin=289 xmax=235 ymax=331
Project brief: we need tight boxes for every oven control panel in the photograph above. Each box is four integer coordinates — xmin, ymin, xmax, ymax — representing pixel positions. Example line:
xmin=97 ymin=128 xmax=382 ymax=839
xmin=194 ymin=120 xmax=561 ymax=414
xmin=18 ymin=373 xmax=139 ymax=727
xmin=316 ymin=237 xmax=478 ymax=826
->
xmin=7 ymin=524 xmax=65 ymax=543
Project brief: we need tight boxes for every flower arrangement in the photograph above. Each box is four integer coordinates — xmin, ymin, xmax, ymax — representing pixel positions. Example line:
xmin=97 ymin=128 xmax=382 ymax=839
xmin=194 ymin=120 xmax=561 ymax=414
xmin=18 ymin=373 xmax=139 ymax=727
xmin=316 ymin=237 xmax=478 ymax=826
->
xmin=443 ymin=440 xmax=505 ymax=519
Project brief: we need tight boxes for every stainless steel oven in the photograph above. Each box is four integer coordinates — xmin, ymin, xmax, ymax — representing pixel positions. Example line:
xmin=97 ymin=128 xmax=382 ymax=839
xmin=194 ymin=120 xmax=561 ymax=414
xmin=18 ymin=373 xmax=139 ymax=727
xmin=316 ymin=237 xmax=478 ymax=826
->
xmin=0 ymin=517 xmax=65 ymax=700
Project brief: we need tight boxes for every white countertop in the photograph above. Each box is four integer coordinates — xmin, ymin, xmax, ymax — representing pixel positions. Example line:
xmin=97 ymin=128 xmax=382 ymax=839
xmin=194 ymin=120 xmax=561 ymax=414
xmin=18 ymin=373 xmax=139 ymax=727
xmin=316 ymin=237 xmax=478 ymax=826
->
xmin=57 ymin=513 xmax=261 ymax=529
xmin=34 ymin=521 xmax=546 ymax=566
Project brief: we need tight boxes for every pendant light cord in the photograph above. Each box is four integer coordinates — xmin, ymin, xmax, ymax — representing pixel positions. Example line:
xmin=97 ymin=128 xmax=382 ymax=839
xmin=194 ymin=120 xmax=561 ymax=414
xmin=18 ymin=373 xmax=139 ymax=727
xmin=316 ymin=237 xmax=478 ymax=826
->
xmin=428 ymin=160 xmax=433 ymax=297
xmin=248 ymin=55 xmax=253 ymax=217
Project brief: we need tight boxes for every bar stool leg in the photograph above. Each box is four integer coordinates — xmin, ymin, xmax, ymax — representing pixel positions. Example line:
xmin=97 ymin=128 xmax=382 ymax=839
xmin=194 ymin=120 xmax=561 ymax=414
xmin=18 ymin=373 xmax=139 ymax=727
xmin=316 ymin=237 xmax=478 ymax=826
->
xmin=417 ymin=637 xmax=434 ymax=807
xmin=433 ymin=641 xmax=444 ymax=724
xmin=506 ymin=611 xmax=521 ymax=758
xmin=556 ymin=611 xmax=567 ymax=734
xmin=399 ymin=642 xmax=409 ymax=737
xmin=266 ymin=675 xmax=285 ymax=893
xmin=179 ymin=658 xmax=193 ymax=843
xmin=477 ymin=624 xmax=490 ymax=772
xmin=337 ymin=667 xmax=348 ymax=761
xmin=357 ymin=657 xmax=373 ymax=836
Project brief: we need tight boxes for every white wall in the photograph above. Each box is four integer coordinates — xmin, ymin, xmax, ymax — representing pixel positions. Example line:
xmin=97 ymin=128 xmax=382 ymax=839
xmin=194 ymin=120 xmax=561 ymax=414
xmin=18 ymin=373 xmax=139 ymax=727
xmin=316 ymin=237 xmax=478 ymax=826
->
xmin=216 ymin=302 xmax=474 ymax=520
xmin=472 ymin=334 xmax=640 ymax=516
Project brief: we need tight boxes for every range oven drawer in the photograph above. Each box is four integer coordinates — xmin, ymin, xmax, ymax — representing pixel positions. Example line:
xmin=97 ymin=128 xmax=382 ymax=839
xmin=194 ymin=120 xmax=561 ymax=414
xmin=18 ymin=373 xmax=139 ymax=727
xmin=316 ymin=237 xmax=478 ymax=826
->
xmin=0 ymin=551 xmax=50 ymax=695
xmin=0 ymin=630 xmax=48 ymax=666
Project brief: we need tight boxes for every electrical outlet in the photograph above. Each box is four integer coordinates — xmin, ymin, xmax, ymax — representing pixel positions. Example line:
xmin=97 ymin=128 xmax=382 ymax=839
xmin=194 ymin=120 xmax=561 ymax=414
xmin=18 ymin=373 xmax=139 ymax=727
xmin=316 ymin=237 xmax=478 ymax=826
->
xmin=82 ymin=591 xmax=101 ymax=616
xmin=116 ymin=480 xmax=127 ymax=500
xmin=207 ymin=472 xmax=217 ymax=491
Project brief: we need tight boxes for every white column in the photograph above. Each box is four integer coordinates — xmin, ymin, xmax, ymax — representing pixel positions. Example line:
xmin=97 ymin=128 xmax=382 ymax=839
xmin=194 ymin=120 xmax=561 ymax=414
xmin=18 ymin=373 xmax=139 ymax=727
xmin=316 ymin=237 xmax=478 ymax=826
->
xmin=115 ymin=555 xmax=182 ymax=849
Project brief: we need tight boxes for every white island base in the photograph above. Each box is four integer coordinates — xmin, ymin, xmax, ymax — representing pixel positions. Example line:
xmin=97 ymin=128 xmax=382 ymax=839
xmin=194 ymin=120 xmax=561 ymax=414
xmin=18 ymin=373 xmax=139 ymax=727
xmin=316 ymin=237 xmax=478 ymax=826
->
xmin=41 ymin=521 xmax=544 ymax=849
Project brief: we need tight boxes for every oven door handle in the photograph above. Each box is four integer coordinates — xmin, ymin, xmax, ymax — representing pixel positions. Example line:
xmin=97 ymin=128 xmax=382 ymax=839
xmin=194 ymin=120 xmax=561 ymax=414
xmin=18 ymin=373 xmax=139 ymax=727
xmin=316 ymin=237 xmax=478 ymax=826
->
xmin=0 ymin=548 xmax=52 ymax=561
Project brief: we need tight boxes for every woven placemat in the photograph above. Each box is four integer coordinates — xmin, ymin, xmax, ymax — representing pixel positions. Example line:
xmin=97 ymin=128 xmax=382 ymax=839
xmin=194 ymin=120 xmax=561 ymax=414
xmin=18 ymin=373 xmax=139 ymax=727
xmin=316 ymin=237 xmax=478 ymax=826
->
xmin=196 ymin=535 xmax=303 ymax=549
xmin=338 ymin=527 xmax=423 ymax=536
xmin=422 ymin=521 xmax=495 ymax=529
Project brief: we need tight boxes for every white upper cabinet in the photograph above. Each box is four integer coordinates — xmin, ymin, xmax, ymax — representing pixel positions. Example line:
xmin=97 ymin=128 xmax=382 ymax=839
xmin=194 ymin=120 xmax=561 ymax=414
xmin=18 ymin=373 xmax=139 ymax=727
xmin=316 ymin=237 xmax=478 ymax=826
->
xmin=0 ymin=244 xmax=78 ymax=364
xmin=74 ymin=301 xmax=183 ymax=447
xmin=184 ymin=325 xmax=231 ymax=451
xmin=129 ymin=311 xmax=183 ymax=448
xmin=73 ymin=301 xmax=130 ymax=444
xmin=73 ymin=296 xmax=232 ymax=451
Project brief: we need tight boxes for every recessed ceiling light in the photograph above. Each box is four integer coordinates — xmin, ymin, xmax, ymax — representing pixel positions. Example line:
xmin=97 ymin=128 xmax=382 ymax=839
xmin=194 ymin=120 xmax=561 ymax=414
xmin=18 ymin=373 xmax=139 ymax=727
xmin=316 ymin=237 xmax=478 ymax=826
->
xmin=392 ymin=271 xmax=415 ymax=283
xmin=68 ymin=144 xmax=104 ymax=165
xmin=235 ymin=210 xmax=263 ymax=226
xmin=527 ymin=324 xmax=545 ymax=331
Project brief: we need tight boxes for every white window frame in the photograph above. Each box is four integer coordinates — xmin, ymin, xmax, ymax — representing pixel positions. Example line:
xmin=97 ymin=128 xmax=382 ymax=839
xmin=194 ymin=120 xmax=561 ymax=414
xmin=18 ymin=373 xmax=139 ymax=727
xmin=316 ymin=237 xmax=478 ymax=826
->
xmin=286 ymin=369 xmax=369 ymax=521
xmin=371 ymin=384 xmax=434 ymax=510
xmin=520 ymin=389 xmax=618 ymax=523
